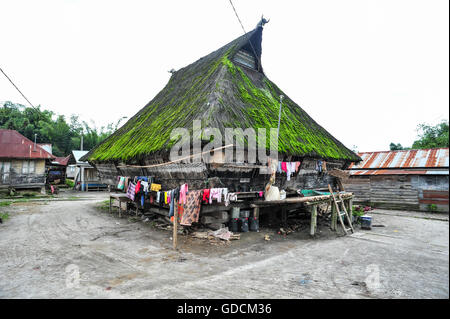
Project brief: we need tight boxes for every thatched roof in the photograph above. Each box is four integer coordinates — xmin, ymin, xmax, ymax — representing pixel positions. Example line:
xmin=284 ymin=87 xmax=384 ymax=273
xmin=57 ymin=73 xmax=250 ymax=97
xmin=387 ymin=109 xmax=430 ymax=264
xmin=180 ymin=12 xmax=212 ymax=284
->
xmin=82 ymin=23 xmax=360 ymax=163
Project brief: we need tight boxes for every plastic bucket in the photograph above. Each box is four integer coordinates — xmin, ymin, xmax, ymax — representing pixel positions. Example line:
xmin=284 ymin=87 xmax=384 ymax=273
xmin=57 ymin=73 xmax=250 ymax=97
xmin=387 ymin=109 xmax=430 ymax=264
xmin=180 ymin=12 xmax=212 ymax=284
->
xmin=361 ymin=215 xmax=372 ymax=230
xmin=229 ymin=218 xmax=239 ymax=233
xmin=249 ymin=217 xmax=259 ymax=232
xmin=240 ymin=217 xmax=249 ymax=232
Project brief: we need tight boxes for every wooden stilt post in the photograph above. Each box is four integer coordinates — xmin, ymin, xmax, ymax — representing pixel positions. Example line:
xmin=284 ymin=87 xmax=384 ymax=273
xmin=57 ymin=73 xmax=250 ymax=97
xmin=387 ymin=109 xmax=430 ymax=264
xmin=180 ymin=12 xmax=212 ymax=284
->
xmin=331 ymin=201 xmax=337 ymax=231
xmin=348 ymin=198 xmax=353 ymax=223
xmin=268 ymin=207 xmax=276 ymax=225
xmin=310 ymin=205 xmax=317 ymax=236
xmin=173 ymin=200 xmax=178 ymax=250
xmin=252 ymin=207 xmax=260 ymax=219
xmin=109 ymin=196 xmax=112 ymax=214
xmin=281 ymin=207 xmax=287 ymax=227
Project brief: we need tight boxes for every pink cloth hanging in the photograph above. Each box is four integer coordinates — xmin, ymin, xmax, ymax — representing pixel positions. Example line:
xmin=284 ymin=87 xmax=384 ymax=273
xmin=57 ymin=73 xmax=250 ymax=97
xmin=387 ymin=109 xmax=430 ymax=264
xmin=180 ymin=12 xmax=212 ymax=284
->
xmin=209 ymin=188 xmax=222 ymax=204
xmin=179 ymin=184 xmax=188 ymax=204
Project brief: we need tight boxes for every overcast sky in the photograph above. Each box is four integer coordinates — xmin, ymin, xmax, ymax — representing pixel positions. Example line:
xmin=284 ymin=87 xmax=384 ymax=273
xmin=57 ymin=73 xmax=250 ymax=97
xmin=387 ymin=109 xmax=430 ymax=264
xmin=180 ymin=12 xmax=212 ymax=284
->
xmin=1 ymin=0 xmax=448 ymax=152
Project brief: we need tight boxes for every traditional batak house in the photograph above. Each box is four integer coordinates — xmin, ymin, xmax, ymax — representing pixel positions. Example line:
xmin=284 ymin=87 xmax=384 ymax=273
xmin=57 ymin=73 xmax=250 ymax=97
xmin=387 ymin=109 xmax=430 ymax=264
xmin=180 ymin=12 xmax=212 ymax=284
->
xmin=81 ymin=19 xmax=360 ymax=233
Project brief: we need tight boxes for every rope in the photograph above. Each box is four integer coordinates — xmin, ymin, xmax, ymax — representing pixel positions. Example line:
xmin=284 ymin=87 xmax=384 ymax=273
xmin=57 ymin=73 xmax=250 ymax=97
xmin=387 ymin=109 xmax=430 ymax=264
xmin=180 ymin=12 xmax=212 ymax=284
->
xmin=117 ymin=144 xmax=234 ymax=168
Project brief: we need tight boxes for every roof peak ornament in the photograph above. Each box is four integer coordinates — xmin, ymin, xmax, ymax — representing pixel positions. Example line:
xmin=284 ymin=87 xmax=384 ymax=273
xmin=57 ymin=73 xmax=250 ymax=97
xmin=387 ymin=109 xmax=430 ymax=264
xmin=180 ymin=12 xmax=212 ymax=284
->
xmin=257 ymin=15 xmax=270 ymax=28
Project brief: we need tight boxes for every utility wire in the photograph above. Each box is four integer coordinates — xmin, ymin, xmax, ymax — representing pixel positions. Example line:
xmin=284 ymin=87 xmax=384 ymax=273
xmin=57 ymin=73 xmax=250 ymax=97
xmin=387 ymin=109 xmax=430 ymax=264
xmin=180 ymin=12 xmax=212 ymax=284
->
xmin=228 ymin=0 xmax=263 ymax=70
xmin=0 ymin=66 xmax=38 ymax=110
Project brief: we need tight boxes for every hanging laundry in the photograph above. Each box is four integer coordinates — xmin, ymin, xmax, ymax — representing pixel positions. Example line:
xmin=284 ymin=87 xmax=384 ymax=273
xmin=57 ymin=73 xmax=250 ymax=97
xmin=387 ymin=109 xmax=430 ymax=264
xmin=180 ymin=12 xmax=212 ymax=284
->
xmin=126 ymin=182 xmax=136 ymax=201
xmin=156 ymin=191 xmax=160 ymax=203
xmin=141 ymin=181 xmax=149 ymax=194
xmin=117 ymin=177 xmax=125 ymax=190
xmin=286 ymin=163 xmax=292 ymax=181
xmin=224 ymin=193 xmax=237 ymax=207
xmin=277 ymin=162 xmax=282 ymax=173
xmin=135 ymin=181 xmax=142 ymax=194
xmin=150 ymin=183 xmax=161 ymax=192
xmin=317 ymin=160 xmax=323 ymax=173
xmin=180 ymin=190 xmax=202 ymax=226
xmin=173 ymin=186 xmax=180 ymax=204
xmin=295 ymin=161 xmax=301 ymax=172
xmin=290 ymin=162 xmax=296 ymax=173
xmin=177 ymin=203 xmax=184 ymax=223
xmin=202 ymin=189 xmax=210 ymax=204
xmin=141 ymin=195 xmax=145 ymax=207
xmin=322 ymin=161 xmax=327 ymax=172
xmin=281 ymin=162 xmax=288 ymax=173
xmin=222 ymin=188 xmax=228 ymax=201
xmin=209 ymin=188 xmax=223 ymax=204
xmin=164 ymin=192 xmax=168 ymax=204
xmin=179 ymin=184 xmax=188 ymax=204
xmin=287 ymin=162 xmax=297 ymax=181
xmin=169 ymin=190 xmax=175 ymax=217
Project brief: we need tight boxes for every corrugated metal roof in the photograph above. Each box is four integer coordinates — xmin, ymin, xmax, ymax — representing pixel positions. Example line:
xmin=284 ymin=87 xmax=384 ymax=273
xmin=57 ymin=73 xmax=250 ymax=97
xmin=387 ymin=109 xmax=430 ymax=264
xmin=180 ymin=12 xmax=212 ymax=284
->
xmin=349 ymin=169 xmax=449 ymax=176
xmin=349 ymin=148 xmax=449 ymax=170
xmin=0 ymin=129 xmax=55 ymax=160
xmin=52 ymin=155 xmax=71 ymax=166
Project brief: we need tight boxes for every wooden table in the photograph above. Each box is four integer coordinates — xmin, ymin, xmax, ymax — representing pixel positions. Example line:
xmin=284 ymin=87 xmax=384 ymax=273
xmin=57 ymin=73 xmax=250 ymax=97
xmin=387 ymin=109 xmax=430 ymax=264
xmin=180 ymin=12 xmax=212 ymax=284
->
xmin=109 ymin=193 xmax=132 ymax=217
xmin=249 ymin=192 xmax=354 ymax=236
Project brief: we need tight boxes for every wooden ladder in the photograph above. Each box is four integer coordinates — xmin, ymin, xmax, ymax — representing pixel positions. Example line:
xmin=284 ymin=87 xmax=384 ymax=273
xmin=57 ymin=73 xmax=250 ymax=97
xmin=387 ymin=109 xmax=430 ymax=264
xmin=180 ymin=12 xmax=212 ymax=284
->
xmin=328 ymin=184 xmax=354 ymax=235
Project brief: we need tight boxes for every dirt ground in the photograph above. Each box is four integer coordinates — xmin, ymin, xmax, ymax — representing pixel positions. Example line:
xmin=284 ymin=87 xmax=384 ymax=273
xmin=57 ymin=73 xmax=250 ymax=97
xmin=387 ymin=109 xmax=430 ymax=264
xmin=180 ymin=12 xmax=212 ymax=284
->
xmin=0 ymin=190 xmax=448 ymax=299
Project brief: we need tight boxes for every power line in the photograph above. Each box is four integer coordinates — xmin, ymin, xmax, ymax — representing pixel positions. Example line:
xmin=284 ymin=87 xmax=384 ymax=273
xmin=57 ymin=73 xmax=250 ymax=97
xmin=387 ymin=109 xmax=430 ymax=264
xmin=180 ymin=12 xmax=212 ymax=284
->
xmin=0 ymin=66 xmax=37 ymax=110
xmin=228 ymin=0 xmax=248 ymax=36
xmin=228 ymin=0 xmax=263 ymax=70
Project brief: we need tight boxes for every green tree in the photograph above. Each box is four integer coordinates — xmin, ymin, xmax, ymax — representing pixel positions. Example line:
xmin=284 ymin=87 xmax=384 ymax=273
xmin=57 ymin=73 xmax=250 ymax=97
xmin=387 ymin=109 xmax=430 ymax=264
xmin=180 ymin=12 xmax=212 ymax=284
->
xmin=389 ymin=142 xmax=405 ymax=150
xmin=0 ymin=101 xmax=124 ymax=156
xmin=412 ymin=120 xmax=449 ymax=149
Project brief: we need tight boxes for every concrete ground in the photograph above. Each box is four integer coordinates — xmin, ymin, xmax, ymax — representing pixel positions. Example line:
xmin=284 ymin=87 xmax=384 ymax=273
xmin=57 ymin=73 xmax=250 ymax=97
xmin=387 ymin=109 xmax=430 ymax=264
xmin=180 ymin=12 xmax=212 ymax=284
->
xmin=0 ymin=191 xmax=448 ymax=299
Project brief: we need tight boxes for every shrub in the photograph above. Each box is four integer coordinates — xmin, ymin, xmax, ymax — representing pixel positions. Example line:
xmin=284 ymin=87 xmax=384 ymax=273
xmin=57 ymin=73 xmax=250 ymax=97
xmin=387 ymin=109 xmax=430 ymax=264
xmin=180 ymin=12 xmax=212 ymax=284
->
xmin=65 ymin=179 xmax=75 ymax=188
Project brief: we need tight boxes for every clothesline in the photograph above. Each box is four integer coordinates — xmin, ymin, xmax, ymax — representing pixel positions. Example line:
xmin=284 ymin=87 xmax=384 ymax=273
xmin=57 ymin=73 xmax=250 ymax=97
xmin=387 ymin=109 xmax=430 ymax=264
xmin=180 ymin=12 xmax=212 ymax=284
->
xmin=116 ymin=144 xmax=234 ymax=169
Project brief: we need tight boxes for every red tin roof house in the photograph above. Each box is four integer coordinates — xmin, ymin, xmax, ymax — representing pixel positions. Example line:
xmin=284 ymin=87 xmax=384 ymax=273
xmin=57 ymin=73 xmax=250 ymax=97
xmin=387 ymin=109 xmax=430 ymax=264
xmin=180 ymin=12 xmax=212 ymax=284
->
xmin=0 ymin=129 xmax=55 ymax=190
xmin=345 ymin=148 xmax=449 ymax=212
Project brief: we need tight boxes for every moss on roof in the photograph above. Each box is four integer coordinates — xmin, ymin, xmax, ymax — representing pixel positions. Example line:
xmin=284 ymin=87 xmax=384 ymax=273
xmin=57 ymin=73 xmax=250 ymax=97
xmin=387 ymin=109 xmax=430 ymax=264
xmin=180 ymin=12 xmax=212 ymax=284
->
xmin=83 ymin=25 xmax=360 ymax=163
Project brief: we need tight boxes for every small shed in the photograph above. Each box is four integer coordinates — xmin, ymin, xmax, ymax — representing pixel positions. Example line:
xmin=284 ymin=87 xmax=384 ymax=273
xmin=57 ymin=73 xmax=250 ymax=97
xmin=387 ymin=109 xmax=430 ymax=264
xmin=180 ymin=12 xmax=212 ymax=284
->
xmin=67 ymin=150 xmax=106 ymax=191
xmin=0 ymin=129 xmax=55 ymax=192
xmin=344 ymin=148 xmax=449 ymax=212
xmin=46 ymin=155 xmax=70 ymax=185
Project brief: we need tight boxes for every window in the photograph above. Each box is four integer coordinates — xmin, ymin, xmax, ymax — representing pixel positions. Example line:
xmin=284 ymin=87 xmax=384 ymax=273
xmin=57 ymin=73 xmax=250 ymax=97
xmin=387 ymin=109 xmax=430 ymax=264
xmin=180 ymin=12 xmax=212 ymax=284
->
xmin=233 ymin=50 xmax=257 ymax=70
xmin=0 ymin=161 xmax=11 ymax=183
xmin=22 ymin=160 xmax=35 ymax=174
